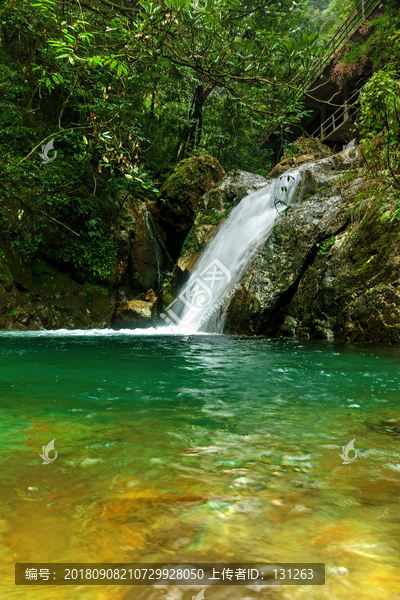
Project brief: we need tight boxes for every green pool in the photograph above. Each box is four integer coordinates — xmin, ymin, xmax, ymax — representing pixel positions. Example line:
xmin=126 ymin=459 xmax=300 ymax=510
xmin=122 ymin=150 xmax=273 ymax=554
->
xmin=0 ymin=331 xmax=399 ymax=599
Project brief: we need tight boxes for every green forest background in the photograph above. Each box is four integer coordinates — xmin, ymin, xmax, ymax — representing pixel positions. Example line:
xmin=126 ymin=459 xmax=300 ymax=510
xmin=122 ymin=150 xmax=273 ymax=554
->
xmin=1 ymin=0 xmax=399 ymax=279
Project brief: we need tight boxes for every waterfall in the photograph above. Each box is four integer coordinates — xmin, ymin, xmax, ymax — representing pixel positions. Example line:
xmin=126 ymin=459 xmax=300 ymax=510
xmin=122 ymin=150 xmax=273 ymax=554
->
xmin=160 ymin=167 xmax=306 ymax=335
xmin=143 ymin=207 xmax=174 ymax=291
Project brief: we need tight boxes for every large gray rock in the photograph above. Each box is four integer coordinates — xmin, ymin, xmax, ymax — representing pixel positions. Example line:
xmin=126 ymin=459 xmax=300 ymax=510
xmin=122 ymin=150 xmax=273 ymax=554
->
xmin=225 ymin=154 xmax=400 ymax=343
xmin=202 ymin=168 xmax=268 ymax=210
xmin=224 ymin=158 xmax=347 ymax=335
xmin=178 ymin=169 xmax=268 ymax=269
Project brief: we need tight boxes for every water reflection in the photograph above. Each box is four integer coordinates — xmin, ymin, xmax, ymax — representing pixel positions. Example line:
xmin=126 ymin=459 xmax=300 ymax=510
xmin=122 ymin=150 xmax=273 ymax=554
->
xmin=0 ymin=334 xmax=399 ymax=599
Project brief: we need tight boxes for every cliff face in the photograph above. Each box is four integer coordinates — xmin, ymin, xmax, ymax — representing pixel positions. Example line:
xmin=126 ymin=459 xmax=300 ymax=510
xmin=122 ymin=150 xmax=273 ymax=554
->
xmin=161 ymin=150 xmax=400 ymax=344
xmin=0 ymin=155 xmax=225 ymax=330
xmin=3 ymin=145 xmax=400 ymax=343
xmin=0 ymin=195 xmax=164 ymax=330
xmin=157 ymin=155 xmax=226 ymax=262
xmin=224 ymin=156 xmax=400 ymax=343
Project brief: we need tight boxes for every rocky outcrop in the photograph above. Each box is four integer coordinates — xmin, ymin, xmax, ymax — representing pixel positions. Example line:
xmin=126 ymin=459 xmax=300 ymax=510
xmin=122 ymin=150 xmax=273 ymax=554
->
xmin=267 ymin=137 xmax=334 ymax=178
xmin=0 ymin=155 xmax=228 ymax=331
xmin=120 ymin=199 xmax=172 ymax=293
xmin=161 ymin=169 xmax=268 ymax=308
xmin=178 ymin=168 xmax=267 ymax=269
xmin=112 ymin=289 xmax=158 ymax=328
xmin=225 ymin=153 xmax=400 ymax=343
xmin=0 ymin=257 xmax=115 ymax=330
xmin=156 ymin=141 xmax=400 ymax=344
xmin=3 ymin=138 xmax=398 ymax=342
xmin=157 ymin=155 xmax=226 ymax=260
xmin=267 ymin=154 xmax=315 ymax=179
xmin=0 ymin=191 xmax=170 ymax=330
xmin=0 ymin=155 xmax=225 ymax=331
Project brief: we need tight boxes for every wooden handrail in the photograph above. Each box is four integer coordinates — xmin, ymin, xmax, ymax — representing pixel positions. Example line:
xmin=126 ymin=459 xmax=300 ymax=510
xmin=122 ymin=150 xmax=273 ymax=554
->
xmin=311 ymin=86 xmax=363 ymax=140
xmin=259 ymin=1 xmax=384 ymax=146
xmin=307 ymin=0 xmax=382 ymax=87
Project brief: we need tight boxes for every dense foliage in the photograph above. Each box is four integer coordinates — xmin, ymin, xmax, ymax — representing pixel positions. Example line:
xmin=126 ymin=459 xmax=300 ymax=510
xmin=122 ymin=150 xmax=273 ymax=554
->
xmin=0 ymin=0 xmax=321 ymax=176
xmin=0 ymin=0 xmax=326 ymax=278
xmin=358 ymin=69 xmax=400 ymax=192
xmin=331 ymin=4 xmax=400 ymax=88
xmin=1 ymin=0 xmax=399 ymax=279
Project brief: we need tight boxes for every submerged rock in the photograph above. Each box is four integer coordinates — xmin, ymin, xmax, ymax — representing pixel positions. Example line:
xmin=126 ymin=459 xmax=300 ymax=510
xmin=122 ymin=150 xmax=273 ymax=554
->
xmin=366 ymin=418 xmax=400 ymax=437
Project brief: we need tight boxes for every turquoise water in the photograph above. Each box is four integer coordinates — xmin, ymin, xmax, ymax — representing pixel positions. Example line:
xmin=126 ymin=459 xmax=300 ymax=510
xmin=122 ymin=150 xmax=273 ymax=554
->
xmin=0 ymin=331 xmax=400 ymax=599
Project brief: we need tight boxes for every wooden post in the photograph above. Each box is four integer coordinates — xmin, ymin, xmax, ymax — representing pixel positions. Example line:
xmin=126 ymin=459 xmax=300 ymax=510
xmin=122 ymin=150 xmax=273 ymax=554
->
xmin=362 ymin=0 xmax=365 ymax=20
xmin=321 ymin=105 xmax=327 ymax=139
xmin=343 ymin=102 xmax=349 ymax=122
xmin=343 ymin=83 xmax=350 ymax=121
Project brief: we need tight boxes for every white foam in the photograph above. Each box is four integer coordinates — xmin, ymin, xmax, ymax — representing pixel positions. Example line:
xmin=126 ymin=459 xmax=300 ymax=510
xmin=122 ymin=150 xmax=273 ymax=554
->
xmin=0 ymin=327 xmax=216 ymax=337
xmin=164 ymin=167 xmax=305 ymax=334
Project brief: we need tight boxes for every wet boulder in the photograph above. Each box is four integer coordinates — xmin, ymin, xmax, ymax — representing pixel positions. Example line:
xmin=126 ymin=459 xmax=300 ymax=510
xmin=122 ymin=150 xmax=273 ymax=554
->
xmin=225 ymin=151 xmax=400 ymax=343
xmin=112 ymin=289 xmax=157 ymax=328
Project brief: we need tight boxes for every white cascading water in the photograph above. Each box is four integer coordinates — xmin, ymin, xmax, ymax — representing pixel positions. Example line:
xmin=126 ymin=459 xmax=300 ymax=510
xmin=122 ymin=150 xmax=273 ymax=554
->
xmin=160 ymin=166 xmax=306 ymax=335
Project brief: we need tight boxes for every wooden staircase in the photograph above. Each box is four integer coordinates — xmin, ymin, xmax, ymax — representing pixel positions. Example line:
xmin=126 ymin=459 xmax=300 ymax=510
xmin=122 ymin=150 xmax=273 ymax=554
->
xmin=307 ymin=0 xmax=382 ymax=89
xmin=260 ymin=0 xmax=384 ymax=147
xmin=311 ymin=86 xmax=363 ymax=142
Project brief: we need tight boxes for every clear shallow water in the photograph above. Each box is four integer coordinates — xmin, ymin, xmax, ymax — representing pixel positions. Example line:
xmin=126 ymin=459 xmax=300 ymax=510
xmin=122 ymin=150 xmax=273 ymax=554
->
xmin=0 ymin=331 xmax=399 ymax=600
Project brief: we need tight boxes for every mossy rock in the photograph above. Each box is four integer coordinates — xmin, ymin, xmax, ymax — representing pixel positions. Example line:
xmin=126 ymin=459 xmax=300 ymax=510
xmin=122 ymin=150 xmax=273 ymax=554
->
xmin=0 ymin=258 xmax=12 ymax=284
xmin=157 ymin=155 xmax=226 ymax=260
xmin=159 ymin=155 xmax=225 ymax=212
xmin=159 ymin=169 xmax=268 ymax=311
xmin=225 ymin=158 xmax=400 ymax=344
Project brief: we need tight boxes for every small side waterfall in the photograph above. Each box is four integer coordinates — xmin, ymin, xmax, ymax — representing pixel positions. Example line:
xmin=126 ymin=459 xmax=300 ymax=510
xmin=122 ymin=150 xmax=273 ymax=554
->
xmin=160 ymin=167 xmax=306 ymax=335
xmin=143 ymin=207 xmax=174 ymax=291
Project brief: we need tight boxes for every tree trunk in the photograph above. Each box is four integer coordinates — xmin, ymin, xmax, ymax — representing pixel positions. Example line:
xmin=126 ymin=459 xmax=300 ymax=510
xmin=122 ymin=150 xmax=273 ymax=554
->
xmin=176 ymin=83 xmax=214 ymax=159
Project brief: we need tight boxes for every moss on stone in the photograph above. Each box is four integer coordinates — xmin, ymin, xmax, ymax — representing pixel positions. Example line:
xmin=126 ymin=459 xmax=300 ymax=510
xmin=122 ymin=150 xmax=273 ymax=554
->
xmin=282 ymin=137 xmax=333 ymax=161
xmin=159 ymin=156 xmax=226 ymax=204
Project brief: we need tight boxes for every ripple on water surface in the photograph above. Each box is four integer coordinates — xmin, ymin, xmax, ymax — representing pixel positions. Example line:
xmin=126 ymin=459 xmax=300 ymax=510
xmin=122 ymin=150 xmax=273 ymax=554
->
xmin=0 ymin=333 xmax=399 ymax=599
